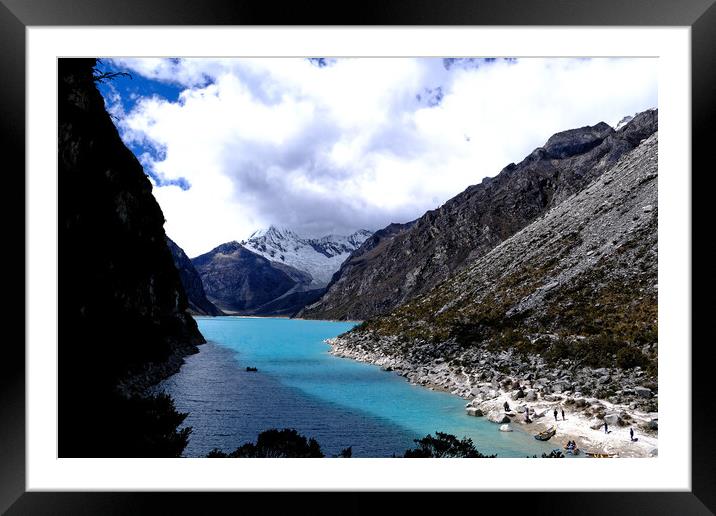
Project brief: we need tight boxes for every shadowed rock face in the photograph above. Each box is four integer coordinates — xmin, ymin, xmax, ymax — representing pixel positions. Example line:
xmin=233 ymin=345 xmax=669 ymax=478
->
xmin=58 ymin=58 xmax=205 ymax=457
xmin=192 ymin=241 xmax=314 ymax=314
xmin=542 ymin=122 xmax=613 ymax=158
xmin=298 ymin=221 xmax=417 ymax=318
xmin=301 ymin=110 xmax=658 ymax=321
xmin=166 ymin=237 xmax=224 ymax=316
xmin=237 ymin=287 xmax=327 ymax=317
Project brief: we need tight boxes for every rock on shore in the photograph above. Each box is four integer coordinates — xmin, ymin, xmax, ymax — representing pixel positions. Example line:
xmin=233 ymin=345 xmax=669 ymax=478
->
xmin=328 ymin=335 xmax=658 ymax=457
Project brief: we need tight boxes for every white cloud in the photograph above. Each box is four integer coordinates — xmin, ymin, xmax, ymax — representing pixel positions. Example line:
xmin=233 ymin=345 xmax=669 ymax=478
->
xmin=107 ymin=57 xmax=657 ymax=256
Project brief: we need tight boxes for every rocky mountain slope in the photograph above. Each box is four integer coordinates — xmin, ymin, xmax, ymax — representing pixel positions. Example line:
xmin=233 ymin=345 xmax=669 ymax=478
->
xmin=298 ymin=221 xmax=416 ymax=318
xmin=166 ymin=237 xmax=224 ymax=316
xmin=241 ymin=287 xmax=327 ymax=317
xmin=59 ymin=58 xmax=205 ymax=457
xmin=192 ymin=241 xmax=320 ymax=315
xmin=331 ymin=131 xmax=658 ymax=413
xmin=241 ymin=226 xmax=372 ymax=287
xmin=302 ymin=111 xmax=658 ymax=321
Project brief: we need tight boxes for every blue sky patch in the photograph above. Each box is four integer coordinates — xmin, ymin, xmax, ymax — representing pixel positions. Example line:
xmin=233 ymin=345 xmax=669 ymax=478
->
xmin=95 ymin=59 xmax=184 ymax=111
xmin=95 ymin=59 xmax=191 ymax=190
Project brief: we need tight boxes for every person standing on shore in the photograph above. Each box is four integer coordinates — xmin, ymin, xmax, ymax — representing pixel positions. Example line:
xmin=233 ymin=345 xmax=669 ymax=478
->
xmin=561 ymin=407 xmax=565 ymax=420
xmin=604 ymin=420 xmax=609 ymax=434
xmin=553 ymin=408 xmax=558 ymax=421
xmin=504 ymin=401 xmax=510 ymax=412
xmin=630 ymin=427 xmax=635 ymax=441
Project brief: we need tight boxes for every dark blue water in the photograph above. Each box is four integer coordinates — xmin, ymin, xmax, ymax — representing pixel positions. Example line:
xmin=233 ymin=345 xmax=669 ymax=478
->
xmin=157 ymin=317 xmax=556 ymax=457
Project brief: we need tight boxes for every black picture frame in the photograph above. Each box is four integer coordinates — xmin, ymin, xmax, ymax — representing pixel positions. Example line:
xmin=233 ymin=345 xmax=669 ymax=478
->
xmin=3 ymin=0 xmax=714 ymax=513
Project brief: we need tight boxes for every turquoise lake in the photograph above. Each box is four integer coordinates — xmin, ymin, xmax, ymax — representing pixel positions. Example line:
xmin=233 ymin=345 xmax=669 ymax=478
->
xmin=157 ymin=317 xmax=557 ymax=457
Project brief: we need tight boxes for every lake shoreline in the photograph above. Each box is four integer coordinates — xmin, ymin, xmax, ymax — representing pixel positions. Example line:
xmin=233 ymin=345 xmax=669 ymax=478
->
xmin=327 ymin=336 xmax=659 ymax=458
xmin=195 ymin=314 xmax=364 ymax=324
xmin=171 ymin=317 xmax=556 ymax=457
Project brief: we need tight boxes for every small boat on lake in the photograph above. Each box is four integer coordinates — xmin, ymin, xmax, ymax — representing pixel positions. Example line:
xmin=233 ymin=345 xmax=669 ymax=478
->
xmin=245 ymin=366 xmax=258 ymax=372
xmin=534 ymin=426 xmax=556 ymax=441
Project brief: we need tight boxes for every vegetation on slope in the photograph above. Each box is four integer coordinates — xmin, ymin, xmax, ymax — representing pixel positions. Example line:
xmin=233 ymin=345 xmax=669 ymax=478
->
xmin=348 ymin=132 xmax=658 ymax=381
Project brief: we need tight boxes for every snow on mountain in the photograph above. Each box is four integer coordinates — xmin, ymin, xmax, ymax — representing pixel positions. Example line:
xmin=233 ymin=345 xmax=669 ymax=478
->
xmin=241 ymin=226 xmax=372 ymax=287
xmin=614 ymin=115 xmax=635 ymax=131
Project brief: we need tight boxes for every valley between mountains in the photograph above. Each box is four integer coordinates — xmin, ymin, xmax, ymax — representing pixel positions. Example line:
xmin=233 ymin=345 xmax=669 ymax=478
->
xmin=165 ymin=109 xmax=659 ymax=457
xmin=59 ymin=57 xmax=660 ymax=460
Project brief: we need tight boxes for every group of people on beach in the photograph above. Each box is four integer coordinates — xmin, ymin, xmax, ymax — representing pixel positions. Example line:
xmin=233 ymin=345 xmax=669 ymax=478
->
xmin=503 ymin=400 xmax=569 ymax=424
xmin=504 ymin=398 xmax=641 ymax=448
xmin=603 ymin=419 xmax=638 ymax=443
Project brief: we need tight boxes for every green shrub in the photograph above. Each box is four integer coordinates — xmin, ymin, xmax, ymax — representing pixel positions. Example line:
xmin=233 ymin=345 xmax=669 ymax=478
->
xmin=543 ymin=334 xmax=640 ymax=370
xmin=527 ymin=450 xmax=564 ymax=458
xmin=207 ymin=428 xmax=325 ymax=458
xmin=111 ymin=393 xmax=191 ymax=457
xmin=404 ymin=432 xmax=496 ymax=458
xmin=544 ymin=338 xmax=572 ymax=364
xmin=616 ymin=346 xmax=648 ymax=369
xmin=450 ymin=322 xmax=489 ymax=347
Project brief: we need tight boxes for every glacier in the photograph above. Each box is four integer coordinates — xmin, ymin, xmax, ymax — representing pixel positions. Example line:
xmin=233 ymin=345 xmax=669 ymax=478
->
xmin=241 ymin=226 xmax=372 ymax=288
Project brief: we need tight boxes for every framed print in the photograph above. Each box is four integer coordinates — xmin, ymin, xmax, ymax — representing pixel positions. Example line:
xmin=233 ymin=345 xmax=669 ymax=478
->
xmin=3 ymin=0 xmax=715 ymax=513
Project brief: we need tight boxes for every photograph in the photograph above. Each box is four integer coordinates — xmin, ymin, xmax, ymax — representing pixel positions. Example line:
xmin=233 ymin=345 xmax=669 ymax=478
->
xmin=4 ymin=4 xmax=713 ymax=510
xmin=59 ymin=56 xmax=659 ymax=460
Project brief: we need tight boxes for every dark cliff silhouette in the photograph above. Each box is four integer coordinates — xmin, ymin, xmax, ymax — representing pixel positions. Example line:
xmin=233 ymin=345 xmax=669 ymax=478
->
xmin=58 ymin=58 xmax=205 ymax=457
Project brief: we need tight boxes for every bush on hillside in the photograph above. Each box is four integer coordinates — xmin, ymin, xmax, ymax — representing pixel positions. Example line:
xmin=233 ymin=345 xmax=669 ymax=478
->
xmin=404 ymin=432 xmax=496 ymax=458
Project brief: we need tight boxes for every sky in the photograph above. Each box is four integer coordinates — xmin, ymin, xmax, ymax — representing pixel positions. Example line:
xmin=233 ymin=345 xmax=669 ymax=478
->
xmin=97 ymin=57 xmax=657 ymax=257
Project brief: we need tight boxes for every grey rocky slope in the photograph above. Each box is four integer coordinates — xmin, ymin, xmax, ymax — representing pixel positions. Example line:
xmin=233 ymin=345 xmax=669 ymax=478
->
xmin=166 ymin=237 xmax=224 ymax=316
xmin=330 ymin=131 xmax=658 ymax=413
xmin=301 ymin=110 xmax=658 ymax=321
xmin=192 ymin=241 xmax=319 ymax=315
xmin=298 ymin=222 xmax=417 ymax=318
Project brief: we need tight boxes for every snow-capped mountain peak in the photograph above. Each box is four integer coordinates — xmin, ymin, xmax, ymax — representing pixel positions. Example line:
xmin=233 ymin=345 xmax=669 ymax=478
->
xmin=614 ymin=115 xmax=634 ymax=131
xmin=248 ymin=225 xmax=299 ymax=242
xmin=240 ymin=227 xmax=372 ymax=287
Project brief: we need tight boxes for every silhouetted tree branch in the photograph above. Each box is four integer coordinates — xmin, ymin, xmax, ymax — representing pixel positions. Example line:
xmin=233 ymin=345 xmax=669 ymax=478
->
xmin=92 ymin=59 xmax=132 ymax=83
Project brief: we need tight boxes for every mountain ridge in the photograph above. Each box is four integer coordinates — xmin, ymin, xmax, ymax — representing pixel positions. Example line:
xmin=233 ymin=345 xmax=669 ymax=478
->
xmin=192 ymin=240 xmax=312 ymax=314
xmin=241 ymin=226 xmax=372 ymax=287
xmin=300 ymin=109 xmax=658 ymax=321
xmin=193 ymin=227 xmax=372 ymax=316
xmin=331 ymin=130 xmax=658 ymax=411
